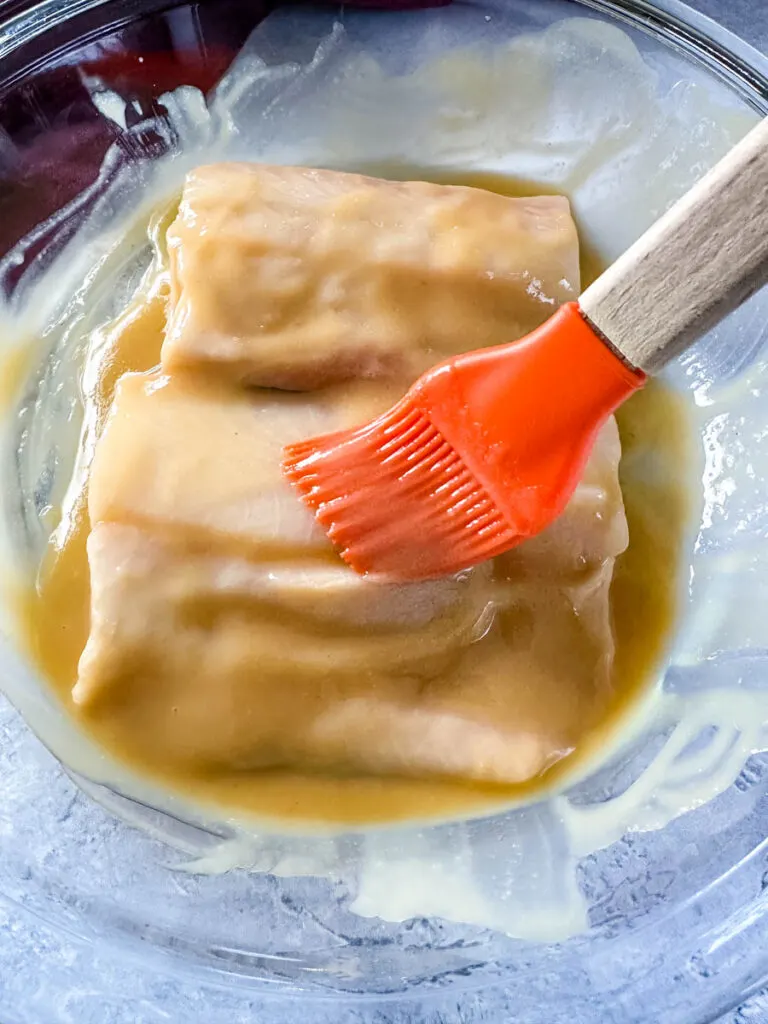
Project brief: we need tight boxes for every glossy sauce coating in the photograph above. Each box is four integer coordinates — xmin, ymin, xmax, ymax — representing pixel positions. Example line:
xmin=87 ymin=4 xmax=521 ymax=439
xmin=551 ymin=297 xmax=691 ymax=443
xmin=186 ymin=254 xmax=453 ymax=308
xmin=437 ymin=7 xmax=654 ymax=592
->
xmin=20 ymin=170 xmax=692 ymax=825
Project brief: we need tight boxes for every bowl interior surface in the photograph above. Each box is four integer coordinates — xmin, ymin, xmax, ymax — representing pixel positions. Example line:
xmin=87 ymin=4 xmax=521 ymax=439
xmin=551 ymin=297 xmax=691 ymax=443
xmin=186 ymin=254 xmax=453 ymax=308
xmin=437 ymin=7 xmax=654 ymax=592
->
xmin=1 ymin=1 xmax=768 ymax=1022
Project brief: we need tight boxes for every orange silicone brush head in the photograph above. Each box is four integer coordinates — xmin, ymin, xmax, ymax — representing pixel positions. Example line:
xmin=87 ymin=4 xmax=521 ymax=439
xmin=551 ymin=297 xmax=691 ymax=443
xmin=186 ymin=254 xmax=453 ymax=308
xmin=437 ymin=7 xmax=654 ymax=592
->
xmin=284 ymin=398 xmax=522 ymax=578
xmin=282 ymin=303 xmax=645 ymax=580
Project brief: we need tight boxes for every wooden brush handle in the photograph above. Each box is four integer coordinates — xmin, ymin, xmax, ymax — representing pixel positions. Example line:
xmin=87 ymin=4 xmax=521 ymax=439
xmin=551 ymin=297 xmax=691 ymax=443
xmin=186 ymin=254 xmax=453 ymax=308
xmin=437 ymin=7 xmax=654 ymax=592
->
xmin=579 ymin=116 xmax=768 ymax=374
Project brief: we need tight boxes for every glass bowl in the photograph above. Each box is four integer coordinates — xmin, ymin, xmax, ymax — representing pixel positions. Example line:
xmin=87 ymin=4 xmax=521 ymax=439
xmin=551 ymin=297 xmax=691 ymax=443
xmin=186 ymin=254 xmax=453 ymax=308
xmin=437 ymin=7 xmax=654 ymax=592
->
xmin=1 ymin=1 xmax=768 ymax=1021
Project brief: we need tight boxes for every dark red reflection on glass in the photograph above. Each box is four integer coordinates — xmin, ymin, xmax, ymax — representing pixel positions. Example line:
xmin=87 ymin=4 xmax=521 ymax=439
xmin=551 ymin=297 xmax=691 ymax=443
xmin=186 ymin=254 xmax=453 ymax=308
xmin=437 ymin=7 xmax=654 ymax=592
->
xmin=0 ymin=0 xmax=450 ymax=294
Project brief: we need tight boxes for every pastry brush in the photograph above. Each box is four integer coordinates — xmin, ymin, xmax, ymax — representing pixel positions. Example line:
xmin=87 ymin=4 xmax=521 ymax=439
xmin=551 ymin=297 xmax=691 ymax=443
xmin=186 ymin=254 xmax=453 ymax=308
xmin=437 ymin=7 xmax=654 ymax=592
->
xmin=283 ymin=117 xmax=768 ymax=579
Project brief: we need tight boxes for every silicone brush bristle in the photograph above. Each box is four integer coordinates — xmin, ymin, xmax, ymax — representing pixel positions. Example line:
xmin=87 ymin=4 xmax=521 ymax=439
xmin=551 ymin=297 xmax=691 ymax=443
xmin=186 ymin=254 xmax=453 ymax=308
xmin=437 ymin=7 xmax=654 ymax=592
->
xmin=283 ymin=304 xmax=646 ymax=579
xmin=282 ymin=397 xmax=519 ymax=579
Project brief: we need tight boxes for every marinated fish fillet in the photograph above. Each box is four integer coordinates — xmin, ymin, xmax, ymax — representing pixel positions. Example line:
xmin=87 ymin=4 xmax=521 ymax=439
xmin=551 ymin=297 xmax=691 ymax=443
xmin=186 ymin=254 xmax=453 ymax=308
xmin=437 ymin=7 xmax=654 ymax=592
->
xmin=75 ymin=522 xmax=611 ymax=783
xmin=89 ymin=370 xmax=626 ymax=569
xmin=78 ymin=162 xmax=628 ymax=788
xmin=88 ymin=371 xmax=402 ymax=555
xmin=163 ymin=163 xmax=580 ymax=389
xmin=81 ymin=369 xmax=627 ymax=784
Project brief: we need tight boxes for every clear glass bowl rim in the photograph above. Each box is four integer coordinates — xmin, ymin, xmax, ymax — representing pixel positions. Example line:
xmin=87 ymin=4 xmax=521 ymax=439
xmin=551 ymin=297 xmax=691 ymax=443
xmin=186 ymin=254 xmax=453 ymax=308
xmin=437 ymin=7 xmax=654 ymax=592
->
xmin=0 ymin=0 xmax=766 ymax=112
xmin=1 ymin=1 xmax=768 ymax=1020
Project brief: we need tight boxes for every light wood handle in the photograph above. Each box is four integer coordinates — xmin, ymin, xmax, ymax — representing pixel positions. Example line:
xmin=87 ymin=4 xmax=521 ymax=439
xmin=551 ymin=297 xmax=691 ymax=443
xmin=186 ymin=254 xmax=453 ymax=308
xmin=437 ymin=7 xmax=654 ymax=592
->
xmin=579 ymin=116 xmax=768 ymax=374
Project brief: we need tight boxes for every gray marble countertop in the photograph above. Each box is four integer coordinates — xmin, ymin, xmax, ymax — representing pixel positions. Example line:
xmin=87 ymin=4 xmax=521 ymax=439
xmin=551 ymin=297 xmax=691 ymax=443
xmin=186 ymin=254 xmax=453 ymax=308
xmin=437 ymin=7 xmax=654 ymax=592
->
xmin=693 ymin=0 xmax=768 ymax=53
xmin=2 ymin=2 xmax=767 ymax=1022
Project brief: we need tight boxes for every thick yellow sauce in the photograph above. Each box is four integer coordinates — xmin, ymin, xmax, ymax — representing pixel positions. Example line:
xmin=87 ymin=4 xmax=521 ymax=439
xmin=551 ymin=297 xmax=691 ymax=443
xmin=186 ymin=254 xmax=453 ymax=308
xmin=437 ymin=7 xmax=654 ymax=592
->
xmin=19 ymin=171 xmax=693 ymax=825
